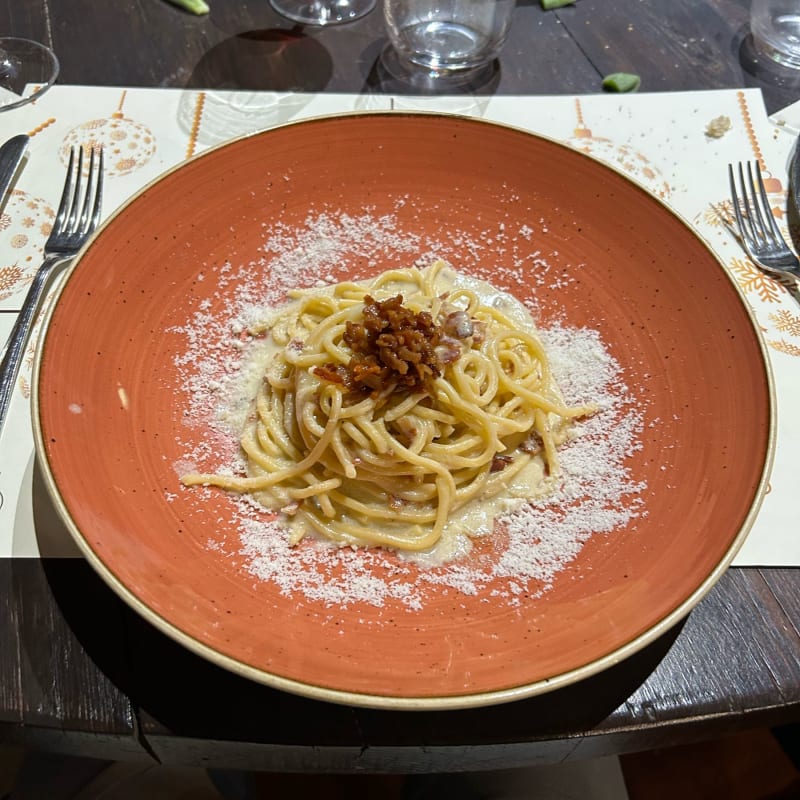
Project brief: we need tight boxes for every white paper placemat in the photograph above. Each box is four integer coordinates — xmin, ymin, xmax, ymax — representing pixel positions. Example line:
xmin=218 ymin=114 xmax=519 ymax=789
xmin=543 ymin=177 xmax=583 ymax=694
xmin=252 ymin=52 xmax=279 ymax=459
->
xmin=0 ymin=85 xmax=796 ymax=566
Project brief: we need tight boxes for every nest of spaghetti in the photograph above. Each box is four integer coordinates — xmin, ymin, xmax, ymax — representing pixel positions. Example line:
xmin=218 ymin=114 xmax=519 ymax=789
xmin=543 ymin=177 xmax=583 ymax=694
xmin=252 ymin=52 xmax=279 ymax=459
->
xmin=182 ymin=260 xmax=595 ymax=556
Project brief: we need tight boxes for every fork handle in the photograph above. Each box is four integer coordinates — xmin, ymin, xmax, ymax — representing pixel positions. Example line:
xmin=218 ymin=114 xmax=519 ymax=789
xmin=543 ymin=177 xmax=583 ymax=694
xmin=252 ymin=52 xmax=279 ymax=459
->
xmin=0 ymin=254 xmax=67 ymax=433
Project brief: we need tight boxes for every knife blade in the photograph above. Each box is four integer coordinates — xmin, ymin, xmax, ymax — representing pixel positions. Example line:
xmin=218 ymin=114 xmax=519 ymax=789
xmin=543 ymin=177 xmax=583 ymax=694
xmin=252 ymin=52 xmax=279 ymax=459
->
xmin=0 ymin=133 xmax=29 ymax=207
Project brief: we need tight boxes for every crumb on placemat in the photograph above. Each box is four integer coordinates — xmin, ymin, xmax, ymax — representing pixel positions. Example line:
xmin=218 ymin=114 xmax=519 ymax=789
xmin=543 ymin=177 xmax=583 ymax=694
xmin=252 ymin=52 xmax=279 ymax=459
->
xmin=705 ymin=115 xmax=732 ymax=139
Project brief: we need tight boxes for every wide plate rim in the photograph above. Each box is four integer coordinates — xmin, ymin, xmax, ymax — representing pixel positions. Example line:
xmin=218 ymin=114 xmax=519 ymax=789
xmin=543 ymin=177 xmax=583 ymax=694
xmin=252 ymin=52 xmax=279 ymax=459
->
xmin=31 ymin=110 xmax=777 ymax=710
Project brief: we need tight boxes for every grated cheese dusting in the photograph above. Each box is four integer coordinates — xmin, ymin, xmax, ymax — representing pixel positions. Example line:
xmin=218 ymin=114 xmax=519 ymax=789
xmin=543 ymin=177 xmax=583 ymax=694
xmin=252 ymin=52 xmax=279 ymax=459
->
xmin=170 ymin=211 xmax=647 ymax=615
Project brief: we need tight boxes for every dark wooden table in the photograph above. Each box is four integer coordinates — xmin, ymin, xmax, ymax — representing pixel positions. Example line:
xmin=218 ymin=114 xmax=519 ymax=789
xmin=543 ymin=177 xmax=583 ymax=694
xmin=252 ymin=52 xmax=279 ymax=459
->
xmin=1 ymin=0 xmax=800 ymax=774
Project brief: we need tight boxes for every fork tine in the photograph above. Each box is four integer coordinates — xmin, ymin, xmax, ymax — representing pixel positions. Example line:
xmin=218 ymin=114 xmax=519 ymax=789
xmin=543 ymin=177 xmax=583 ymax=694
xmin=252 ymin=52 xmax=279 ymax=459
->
xmin=739 ymin=162 xmax=765 ymax=246
xmin=66 ymin=147 xmax=85 ymax=232
xmin=52 ymin=147 xmax=77 ymax=233
xmin=753 ymin=161 xmax=785 ymax=241
xmin=90 ymin=147 xmax=103 ymax=231
xmin=729 ymin=163 xmax=757 ymax=254
xmin=78 ymin=147 xmax=103 ymax=234
xmin=744 ymin=161 xmax=770 ymax=245
xmin=77 ymin=148 xmax=95 ymax=233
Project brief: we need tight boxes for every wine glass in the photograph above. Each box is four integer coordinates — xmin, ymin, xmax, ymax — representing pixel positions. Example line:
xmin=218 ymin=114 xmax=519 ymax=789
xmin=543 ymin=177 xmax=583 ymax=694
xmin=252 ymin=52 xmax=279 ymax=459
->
xmin=0 ymin=37 xmax=59 ymax=112
xmin=269 ymin=0 xmax=376 ymax=26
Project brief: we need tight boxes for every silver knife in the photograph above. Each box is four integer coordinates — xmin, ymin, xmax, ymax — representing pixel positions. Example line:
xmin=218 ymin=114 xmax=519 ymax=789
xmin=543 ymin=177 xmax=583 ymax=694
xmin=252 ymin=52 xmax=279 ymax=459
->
xmin=0 ymin=135 xmax=29 ymax=364
xmin=0 ymin=134 xmax=29 ymax=207
xmin=791 ymin=133 xmax=800 ymax=221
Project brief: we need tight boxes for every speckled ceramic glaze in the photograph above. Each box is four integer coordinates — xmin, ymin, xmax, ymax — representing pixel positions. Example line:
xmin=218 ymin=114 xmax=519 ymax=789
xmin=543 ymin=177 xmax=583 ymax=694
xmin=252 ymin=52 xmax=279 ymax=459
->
xmin=33 ymin=114 xmax=774 ymax=709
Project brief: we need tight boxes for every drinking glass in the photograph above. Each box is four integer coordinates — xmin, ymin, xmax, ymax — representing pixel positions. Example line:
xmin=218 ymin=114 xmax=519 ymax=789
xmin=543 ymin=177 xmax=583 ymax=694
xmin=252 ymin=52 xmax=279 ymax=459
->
xmin=0 ymin=37 xmax=59 ymax=111
xmin=751 ymin=0 xmax=800 ymax=69
xmin=269 ymin=0 xmax=376 ymax=26
xmin=383 ymin=0 xmax=516 ymax=75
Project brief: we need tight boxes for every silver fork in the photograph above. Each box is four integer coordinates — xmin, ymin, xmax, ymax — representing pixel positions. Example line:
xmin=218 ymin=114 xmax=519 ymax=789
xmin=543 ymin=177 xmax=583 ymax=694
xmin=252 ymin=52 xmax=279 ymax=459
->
xmin=728 ymin=160 xmax=800 ymax=282
xmin=0 ymin=146 xmax=103 ymax=432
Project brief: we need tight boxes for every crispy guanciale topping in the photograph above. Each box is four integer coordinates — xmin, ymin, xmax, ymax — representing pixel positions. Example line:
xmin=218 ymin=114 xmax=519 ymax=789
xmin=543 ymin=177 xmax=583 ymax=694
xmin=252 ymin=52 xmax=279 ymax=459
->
xmin=315 ymin=294 xmax=448 ymax=396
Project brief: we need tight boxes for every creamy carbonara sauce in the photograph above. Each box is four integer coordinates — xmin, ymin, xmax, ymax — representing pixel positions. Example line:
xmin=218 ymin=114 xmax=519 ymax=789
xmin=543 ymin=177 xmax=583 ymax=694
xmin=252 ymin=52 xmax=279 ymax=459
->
xmin=182 ymin=261 xmax=590 ymax=566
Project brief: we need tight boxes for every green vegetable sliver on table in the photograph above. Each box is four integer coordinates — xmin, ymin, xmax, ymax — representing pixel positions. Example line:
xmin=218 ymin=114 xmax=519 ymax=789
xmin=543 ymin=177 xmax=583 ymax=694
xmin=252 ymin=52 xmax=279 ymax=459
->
xmin=541 ymin=0 xmax=575 ymax=8
xmin=165 ymin=0 xmax=210 ymax=13
xmin=602 ymin=72 xmax=641 ymax=93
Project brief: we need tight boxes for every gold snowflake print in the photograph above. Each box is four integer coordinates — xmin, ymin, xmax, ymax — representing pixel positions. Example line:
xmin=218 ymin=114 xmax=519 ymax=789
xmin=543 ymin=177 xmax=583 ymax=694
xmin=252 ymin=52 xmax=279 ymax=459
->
xmin=24 ymin=343 xmax=35 ymax=371
xmin=768 ymin=339 xmax=800 ymax=357
xmin=0 ymin=264 xmax=23 ymax=298
xmin=728 ymin=255 xmax=787 ymax=303
xmin=769 ymin=308 xmax=800 ymax=336
xmin=701 ymin=200 xmax=733 ymax=228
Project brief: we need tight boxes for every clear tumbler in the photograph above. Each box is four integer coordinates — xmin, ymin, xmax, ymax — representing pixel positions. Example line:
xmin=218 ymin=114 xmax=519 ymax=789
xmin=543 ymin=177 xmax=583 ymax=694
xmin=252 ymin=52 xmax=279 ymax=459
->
xmin=751 ymin=0 xmax=800 ymax=69
xmin=383 ymin=0 xmax=517 ymax=74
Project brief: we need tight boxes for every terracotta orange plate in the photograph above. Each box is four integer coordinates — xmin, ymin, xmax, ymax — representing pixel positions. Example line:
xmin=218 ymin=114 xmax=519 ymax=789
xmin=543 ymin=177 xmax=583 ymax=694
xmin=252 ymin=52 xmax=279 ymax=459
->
xmin=33 ymin=113 xmax=773 ymax=709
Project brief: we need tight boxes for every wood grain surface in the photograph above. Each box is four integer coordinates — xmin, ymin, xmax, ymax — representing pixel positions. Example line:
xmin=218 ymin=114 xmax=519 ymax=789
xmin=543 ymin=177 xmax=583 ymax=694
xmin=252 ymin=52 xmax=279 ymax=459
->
xmin=0 ymin=0 xmax=798 ymax=771
xmin=1 ymin=0 xmax=799 ymax=109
